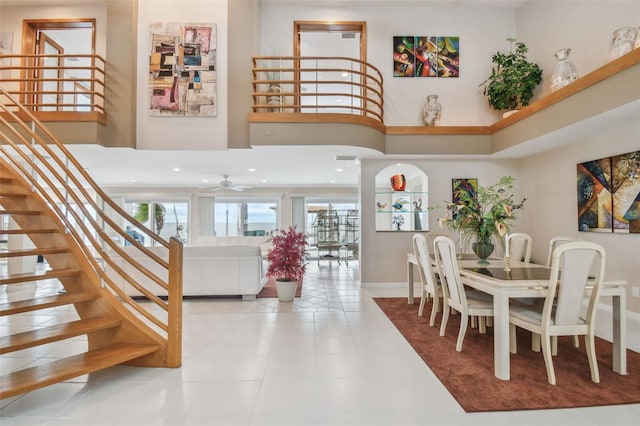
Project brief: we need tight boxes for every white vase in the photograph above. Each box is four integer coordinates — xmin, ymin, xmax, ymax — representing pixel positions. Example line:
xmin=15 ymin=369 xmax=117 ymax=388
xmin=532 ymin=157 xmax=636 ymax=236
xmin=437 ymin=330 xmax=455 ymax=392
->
xmin=275 ymin=279 xmax=298 ymax=302
xmin=609 ymin=27 xmax=638 ymax=60
xmin=422 ymin=94 xmax=442 ymax=126
xmin=550 ymin=48 xmax=578 ymax=92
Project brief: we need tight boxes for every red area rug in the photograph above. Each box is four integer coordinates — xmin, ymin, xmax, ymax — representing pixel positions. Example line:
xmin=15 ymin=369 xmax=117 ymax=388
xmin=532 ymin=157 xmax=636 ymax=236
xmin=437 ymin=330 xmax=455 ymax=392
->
xmin=374 ymin=297 xmax=640 ymax=412
xmin=256 ymin=279 xmax=302 ymax=298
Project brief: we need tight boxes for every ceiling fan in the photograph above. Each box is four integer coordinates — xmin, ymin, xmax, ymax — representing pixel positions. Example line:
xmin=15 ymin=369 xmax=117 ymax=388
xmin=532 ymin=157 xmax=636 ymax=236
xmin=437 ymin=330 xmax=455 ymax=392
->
xmin=211 ymin=175 xmax=252 ymax=192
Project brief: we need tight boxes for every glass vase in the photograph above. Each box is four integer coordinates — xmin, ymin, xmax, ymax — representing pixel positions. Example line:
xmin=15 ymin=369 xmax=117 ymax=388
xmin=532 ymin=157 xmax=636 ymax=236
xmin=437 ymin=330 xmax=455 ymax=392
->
xmin=472 ymin=238 xmax=494 ymax=264
xmin=550 ymin=48 xmax=578 ymax=92
xmin=422 ymin=94 xmax=442 ymax=126
xmin=609 ymin=27 xmax=638 ymax=60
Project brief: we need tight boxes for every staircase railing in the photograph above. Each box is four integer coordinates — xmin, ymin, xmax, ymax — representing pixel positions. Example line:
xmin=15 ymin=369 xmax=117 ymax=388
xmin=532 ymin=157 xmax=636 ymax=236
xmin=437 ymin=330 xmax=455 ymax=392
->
xmin=252 ymin=56 xmax=384 ymax=124
xmin=0 ymin=88 xmax=183 ymax=366
xmin=0 ymin=53 xmax=106 ymax=116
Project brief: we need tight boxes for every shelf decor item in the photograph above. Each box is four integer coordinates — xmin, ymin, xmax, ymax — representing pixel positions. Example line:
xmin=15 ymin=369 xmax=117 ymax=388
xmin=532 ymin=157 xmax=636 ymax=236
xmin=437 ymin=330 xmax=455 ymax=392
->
xmin=436 ymin=176 xmax=526 ymax=263
xmin=266 ymin=226 xmax=308 ymax=302
xmin=480 ymin=38 xmax=542 ymax=114
xmin=390 ymin=174 xmax=407 ymax=191
xmin=609 ymin=27 xmax=638 ymax=60
xmin=423 ymin=94 xmax=442 ymax=126
xmin=550 ymin=48 xmax=578 ymax=92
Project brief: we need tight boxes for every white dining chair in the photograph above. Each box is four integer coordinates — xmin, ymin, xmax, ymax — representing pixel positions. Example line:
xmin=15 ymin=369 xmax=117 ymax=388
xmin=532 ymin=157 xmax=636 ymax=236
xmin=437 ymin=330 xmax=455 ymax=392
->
xmin=505 ymin=232 xmax=532 ymax=263
xmin=545 ymin=236 xmax=579 ymax=267
xmin=508 ymin=241 xmax=606 ymax=385
xmin=412 ymin=233 xmax=441 ymax=326
xmin=433 ymin=236 xmax=494 ymax=352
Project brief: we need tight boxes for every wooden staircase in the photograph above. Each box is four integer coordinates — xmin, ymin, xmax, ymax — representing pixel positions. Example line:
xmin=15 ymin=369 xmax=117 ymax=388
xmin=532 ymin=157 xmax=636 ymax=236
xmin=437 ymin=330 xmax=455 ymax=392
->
xmin=0 ymin=88 xmax=183 ymax=399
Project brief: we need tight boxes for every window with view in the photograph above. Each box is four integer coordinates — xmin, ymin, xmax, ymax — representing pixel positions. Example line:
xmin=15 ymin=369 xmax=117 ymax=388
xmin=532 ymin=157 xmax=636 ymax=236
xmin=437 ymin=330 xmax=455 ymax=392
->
xmin=213 ymin=200 xmax=277 ymax=237
xmin=123 ymin=200 xmax=189 ymax=245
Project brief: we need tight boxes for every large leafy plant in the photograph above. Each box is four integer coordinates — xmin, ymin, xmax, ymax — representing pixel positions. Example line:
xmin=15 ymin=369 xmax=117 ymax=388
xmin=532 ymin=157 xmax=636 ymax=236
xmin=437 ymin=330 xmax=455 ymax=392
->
xmin=437 ymin=176 xmax=526 ymax=247
xmin=480 ymin=38 xmax=543 ymax=112
xmin=266 ymin=226 xmax=308 ymax=282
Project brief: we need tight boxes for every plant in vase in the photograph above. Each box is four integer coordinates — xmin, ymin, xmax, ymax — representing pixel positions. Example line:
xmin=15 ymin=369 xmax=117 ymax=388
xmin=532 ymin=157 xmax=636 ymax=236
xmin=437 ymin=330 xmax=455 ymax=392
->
xmin=266 ymin=226 xmax=308 ymax=301
xmin=479 ymin=38 xmax=542 ymax=117
xmin=436 ymin=176 xmax=526 ymax=263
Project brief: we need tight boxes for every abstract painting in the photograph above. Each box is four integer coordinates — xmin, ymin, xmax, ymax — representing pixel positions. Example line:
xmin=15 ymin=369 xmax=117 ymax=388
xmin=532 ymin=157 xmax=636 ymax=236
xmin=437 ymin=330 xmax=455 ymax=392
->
xmin=452 ymin=178 xmax=477 ymax=220
xmin=393 ymin=36 xmax=459 ymax=78
xmin=577 ymin=150 xmax=640 ymax=233
xmin=149 ymin=22 xmax=217 ymax=116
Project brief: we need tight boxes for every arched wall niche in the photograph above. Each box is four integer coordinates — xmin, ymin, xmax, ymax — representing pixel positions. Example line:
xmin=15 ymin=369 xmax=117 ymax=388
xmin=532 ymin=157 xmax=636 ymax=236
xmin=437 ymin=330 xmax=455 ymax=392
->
xmin=374 ymin=163 xmax=428 ymax=232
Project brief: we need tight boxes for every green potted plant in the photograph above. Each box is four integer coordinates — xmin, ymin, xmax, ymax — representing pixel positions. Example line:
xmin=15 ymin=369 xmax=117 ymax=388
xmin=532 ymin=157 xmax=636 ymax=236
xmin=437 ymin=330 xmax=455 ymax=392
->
xmin=266 ymin=226 xmax=308 ymax=301
xmin=436 ymin=176 xmax=526 ymax=263
xmin=480 ymin=38 xmax=543 ymax=116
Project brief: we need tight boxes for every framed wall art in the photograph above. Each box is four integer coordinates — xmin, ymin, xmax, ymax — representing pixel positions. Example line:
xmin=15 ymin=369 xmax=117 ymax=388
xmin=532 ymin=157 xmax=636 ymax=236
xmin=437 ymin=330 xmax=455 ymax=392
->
xmin=393 ymin=36 xmax=459 ymax=78
xmin=149 ymin=22 xmax=217 ymax=116
xmin=452 ymin=178 xmax=477 ymax=219
xmin=577 ymin=150 xmax=640 ymax=233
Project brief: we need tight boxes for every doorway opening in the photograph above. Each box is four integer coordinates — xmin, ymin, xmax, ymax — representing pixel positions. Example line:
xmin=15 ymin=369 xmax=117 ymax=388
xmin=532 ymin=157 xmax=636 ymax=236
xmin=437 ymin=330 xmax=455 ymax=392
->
xmin=293 ymin=21 xmax=367 ymax=114
xmin=21 ymin=19 xmax=95 ymax=111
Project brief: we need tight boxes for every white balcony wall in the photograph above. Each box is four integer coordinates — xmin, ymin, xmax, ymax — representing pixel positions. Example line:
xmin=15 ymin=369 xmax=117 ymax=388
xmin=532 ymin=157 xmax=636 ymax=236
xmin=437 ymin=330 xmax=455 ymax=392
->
xmin=135 ymin=0 xmax=228 ymax=151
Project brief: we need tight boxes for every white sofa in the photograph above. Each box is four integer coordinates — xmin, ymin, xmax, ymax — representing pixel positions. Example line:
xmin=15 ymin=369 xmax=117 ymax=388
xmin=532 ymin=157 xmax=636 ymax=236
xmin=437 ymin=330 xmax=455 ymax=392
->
xmin=108 ymin=245 xmax=268 ymax=300
xmin=194 ymin=236 xmax=272 ymax=255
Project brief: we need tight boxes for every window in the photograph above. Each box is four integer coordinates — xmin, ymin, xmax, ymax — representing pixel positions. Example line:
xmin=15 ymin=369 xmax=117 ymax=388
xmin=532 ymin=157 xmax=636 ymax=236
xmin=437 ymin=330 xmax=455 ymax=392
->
xmin=213 ymin=200 xmax=277 ymax=237
xmin=123 ymin=200 xmax=189 ymax=245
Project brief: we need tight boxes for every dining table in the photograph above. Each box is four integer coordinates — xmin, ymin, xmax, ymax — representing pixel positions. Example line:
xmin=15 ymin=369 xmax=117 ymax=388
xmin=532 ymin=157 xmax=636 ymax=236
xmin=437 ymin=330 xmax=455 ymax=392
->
xmin=406 ymin=252 xmax=628 ymax=381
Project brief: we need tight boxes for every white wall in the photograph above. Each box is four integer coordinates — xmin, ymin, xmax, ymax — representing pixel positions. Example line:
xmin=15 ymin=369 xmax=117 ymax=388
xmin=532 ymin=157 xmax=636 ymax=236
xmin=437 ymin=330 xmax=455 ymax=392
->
xmin=360 ymin=157 xmax=522 ymax=284
xmin=520 ymin=101 xmax=640 ymax=313
xmin=258 ymin=1 xmax=517 ymax=126
xmin=135 ymin=0 xmax=228 ymax=150
xmin=517 ymin=0 xmax=640 ymax=98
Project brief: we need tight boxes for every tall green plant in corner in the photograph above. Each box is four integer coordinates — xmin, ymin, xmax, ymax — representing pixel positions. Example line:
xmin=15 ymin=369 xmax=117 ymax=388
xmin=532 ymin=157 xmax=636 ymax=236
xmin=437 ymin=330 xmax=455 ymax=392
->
xmin=480 ymin=38 xmax=543 ymax=112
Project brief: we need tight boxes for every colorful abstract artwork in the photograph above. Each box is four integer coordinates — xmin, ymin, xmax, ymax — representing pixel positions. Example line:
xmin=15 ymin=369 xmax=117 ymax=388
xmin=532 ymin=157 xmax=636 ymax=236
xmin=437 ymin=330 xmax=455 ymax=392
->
xmin=149 ymin=22 xmax=217 ymax=116
xmin=452 ymin=178 xmax=477 ymax=219
xmin=393 ymin=36 xmax=459 ymax=78
xmin=577 ymin=150 xmax=640 ymax=233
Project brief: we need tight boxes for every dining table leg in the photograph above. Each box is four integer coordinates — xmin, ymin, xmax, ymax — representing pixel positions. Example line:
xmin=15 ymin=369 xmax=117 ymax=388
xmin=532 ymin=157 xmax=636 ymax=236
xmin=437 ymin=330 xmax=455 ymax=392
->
xmin=407 ymin=257 xmax=415 ymax=305
xmin=493 ymin=291 xmax=511 ymax=380
xmin=611 ymin=290 xmax=627 ymax=375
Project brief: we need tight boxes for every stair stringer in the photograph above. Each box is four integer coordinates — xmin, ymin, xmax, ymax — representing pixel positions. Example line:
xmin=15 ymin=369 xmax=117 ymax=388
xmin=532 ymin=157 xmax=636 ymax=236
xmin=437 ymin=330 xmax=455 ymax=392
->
xmin=0 ymin=160 xmax=172 ymax=368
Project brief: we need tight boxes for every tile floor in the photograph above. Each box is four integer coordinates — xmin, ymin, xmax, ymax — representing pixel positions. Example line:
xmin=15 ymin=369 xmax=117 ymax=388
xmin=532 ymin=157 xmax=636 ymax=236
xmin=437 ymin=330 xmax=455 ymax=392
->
xmin=1 ymin=261 xmax=639 ymax=425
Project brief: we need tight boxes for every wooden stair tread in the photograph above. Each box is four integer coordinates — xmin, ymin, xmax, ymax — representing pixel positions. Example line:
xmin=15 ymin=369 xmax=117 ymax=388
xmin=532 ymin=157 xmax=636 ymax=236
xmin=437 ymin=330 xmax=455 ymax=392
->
xmin=0 ymin=192 xmax=27 ymax=198
xmin=0 ymin=317 xmax=122 ymax=354
xmin=0 ymin=247 xmax=69 ymax=258
xmin=0 ymin=210 xmax=40 ymax=216
xmin=0 ymin=267 xmax=80 ymax=285
xmin=0 ymin=343 xmax=160 ymax=399
xmin=0 ymin=292 xmax=96 ymax=316
xmin=0 ymin=228 xmax=58 ymax=235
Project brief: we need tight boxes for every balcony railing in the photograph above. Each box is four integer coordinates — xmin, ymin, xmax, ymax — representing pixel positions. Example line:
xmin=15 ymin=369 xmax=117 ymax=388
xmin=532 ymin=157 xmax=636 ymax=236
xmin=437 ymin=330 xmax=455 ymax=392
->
xmin=252 ymin=56 xmax=384 ymax=124
xmin=0 ymin=53 xmax=106 ymax=121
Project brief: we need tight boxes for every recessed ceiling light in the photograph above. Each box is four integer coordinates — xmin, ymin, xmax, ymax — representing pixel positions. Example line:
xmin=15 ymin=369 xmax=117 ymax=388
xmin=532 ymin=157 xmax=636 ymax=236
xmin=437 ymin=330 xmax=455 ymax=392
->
xmin=130 ymin=179 xmax=137 ymax=183
xmin=249 ymin=168 xmax=256 ymax=172
xmin=341 ymin=72 xmax=348 ymax=77
xmin=173 ymin=167 xmax=180 ymax=172
xmin=330 ymin=179 xmax=336 ymax=183
xmin=202 ymin=179 xmax=209 ymax=183
xmin=261 ymin=179 xmax=267 ymax=183
xmin=336 ymin=168 xmax=343 ymax=172
xmin=336 ymin=99 xmax=342 ymax=103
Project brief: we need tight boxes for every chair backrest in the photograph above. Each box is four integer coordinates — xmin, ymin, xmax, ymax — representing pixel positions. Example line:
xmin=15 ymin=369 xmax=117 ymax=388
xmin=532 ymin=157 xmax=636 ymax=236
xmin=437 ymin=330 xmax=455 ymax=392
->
xmin=544 ymin=241 xmax=606 ymax=327
xmin=545 ymin=236 xmax=578 ymax=266
xmin=506 ymin=232 xmax=532 ymax=263
xmin=433 ymin=236 xmax=466 ymax=308
xmin=412 ymin=233 xmax=437 ymax=294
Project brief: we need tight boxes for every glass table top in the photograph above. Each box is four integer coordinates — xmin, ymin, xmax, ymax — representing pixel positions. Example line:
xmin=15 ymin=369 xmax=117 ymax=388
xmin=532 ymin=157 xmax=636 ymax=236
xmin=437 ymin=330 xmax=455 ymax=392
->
xmin=464 ymin=266 xmax=551 ymax=281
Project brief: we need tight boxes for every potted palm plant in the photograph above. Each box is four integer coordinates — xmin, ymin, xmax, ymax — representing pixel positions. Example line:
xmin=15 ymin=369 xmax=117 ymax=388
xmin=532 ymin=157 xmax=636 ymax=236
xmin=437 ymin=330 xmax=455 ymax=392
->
xmin=480 ymin=38 xmax=543 ymax=117
xmin=266 ymin=226 xmax=308 ymax=301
